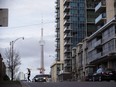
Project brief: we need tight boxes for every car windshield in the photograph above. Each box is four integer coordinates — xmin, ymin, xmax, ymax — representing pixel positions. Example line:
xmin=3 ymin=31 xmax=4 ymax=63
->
xmin=96 ymin=68 xmax=104 ymax=73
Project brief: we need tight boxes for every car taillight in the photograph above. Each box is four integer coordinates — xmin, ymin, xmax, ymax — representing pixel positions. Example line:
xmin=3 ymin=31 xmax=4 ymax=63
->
xmin=102 ymin=72 xmax=105 ymax=74
xmin=102 ymin=72 xmax=106 ymax=75
xmin=109 ymin=72 xmax=113 ymax=75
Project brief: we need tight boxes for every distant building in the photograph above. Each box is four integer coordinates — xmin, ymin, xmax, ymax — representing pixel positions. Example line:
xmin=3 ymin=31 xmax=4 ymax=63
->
xmin=0 ymin=8 xmax=8 ymax=27
xmin=16 ymin=72 xmax=26 ymax=81
xmin=51 ymin=61 xmax=63 ymax=82
xmin=0 ymin=54 xmax=6 ymax=81
xmin=75 ymin=38 xmax=89 ymax=81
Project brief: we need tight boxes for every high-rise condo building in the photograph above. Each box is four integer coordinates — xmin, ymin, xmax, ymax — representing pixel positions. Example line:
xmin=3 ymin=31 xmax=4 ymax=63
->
xmin=0 ymin=9 xmax=8 ymax=27
xmin=53 ymin=0 xmax=97 ymax=81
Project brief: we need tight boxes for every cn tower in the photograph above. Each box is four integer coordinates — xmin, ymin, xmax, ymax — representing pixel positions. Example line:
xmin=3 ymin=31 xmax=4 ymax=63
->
xmin=39 ymin=28 xmax=45 ymax=74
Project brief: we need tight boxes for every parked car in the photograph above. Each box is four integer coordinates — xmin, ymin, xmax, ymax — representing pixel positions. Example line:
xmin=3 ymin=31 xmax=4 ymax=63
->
xmin=85 ymin=73 xmax=93 ymax=81
xmin=93 ymin=68 xmax=116 ymax=81
xmin=32 ymin=74 xmax=51 ymax=82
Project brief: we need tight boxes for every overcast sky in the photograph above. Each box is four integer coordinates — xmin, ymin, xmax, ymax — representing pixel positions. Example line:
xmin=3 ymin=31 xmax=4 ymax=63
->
xmin=0 ymin=0 xmax=56 ymax=79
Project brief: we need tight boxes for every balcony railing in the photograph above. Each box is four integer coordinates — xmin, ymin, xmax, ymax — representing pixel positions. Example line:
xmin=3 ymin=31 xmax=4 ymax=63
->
xmin=88 ymin=52 xmax=102 ymax=63
xmin=64 ymin=19 xmax=71 ymax=26
xmin=64 ymin=0 xmax=71 ymax=5
xmin=64 ymin=63 xmax=71 ymax=67
xmin=64 ymin=27 xmax=72 ymax=32
xmin=96 ymin=52 xmax=102 ymax=59
xmin=95 ymin=13 xmax=106 ymax=24
xmin=64 ymin=41 xmax=72 ymax=45
xmin=64 ymin=6 xmax=70 ymax=12
xmin=94 ymin=39 xmax=102 ymax=47
xmin=64 ymin=56 xmax=71 ymax=60
xmin=95 ymin=0 xmax=106 ymax=12
xmin=64 ymin=48 xmax=71 ymax=52
xmin=64 ymin=13 xmax=70 ymax=19
xmin=64 ymin=33 xmax=72 ymax=39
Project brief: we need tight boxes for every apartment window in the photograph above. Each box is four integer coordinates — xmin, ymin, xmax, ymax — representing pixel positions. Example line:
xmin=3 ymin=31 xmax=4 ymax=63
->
xmin=88 ymin=49 xmax=98 ymax=62
xmin=103 ymin=40 xmax=115 ymax=55
xmin=87 ymin=0 xmax=95 ymax=8
xmin=87 ymin=11 xmax=95 ymax=22
xmin=88 ymin=41 xmax=92 ymax=50
xmin=79 ymin=3 xmax=84 ymax=7
xmin=78 ymin=53 xmax=83 ymax=67
xmin=102 ymin=25 xmax=115 ymax=43
xmin=79 ymin=10 xmax=85 ymax=15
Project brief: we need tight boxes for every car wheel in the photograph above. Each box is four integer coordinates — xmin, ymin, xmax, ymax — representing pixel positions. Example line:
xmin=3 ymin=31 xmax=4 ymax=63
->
xmin=93 ymin=77 xmax=95 ymax=82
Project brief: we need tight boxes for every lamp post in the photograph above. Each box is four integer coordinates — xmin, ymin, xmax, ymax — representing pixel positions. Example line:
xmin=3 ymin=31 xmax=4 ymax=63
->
xmin=10 ymin=37 xmax=24 ymax=81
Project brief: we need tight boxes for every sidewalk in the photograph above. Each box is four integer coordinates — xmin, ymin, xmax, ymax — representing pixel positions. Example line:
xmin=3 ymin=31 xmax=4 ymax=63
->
xmin=0 ymin=81 xmax=22 ymax=87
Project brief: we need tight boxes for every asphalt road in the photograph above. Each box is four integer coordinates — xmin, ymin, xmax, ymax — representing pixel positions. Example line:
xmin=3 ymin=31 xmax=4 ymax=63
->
xmin=0 ymin=81 xmax=22 ymax=87
xmin=21 ymin=81 xmax=116 ymax=87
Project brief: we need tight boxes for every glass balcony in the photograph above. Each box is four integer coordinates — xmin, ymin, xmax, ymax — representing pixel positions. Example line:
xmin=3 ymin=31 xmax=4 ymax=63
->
xmin=95 ymin=13 xmax=106 ymax=24
xmin=64 ymin=63 xmax=71 ymax=67
xmin=64 ymin=48 xmax=71 ymax=53
xmin=64 ymin=0 xmax=71 ymax=6
xmin=64 ymin=27 xmax=72 ymax=33
xmin=64 ymin=56 xmax=71 ymax=60
xmin=64 ymin=6 xmax=70 ymax=12
xmin=64 ymin=13 xmax=70 ymax=19
xmin=64 ymin=19 xmax=71 ymax=26
xmin=64 ymin=33 xmax=72 ymax=39
xmin=64 ymin=41 xmax=72 ymax=47
xmin=55 ymin=4 xmax=59 ymax=9
xmin=95 ymin=0 xmax=106 ymax=12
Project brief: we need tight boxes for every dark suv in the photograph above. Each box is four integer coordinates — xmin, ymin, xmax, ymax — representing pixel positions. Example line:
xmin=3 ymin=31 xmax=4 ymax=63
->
xmin=32 ymin=74 xmax=51 ymax=82
xmin=93 ymin=68 xmax=116 ymax=81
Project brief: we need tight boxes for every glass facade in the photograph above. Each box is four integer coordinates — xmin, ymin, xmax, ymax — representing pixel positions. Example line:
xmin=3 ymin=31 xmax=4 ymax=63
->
xmin=55 ymin=0 xmax=60 ymax=61
xmin=64 ymin=0 xmax=86 ymax=72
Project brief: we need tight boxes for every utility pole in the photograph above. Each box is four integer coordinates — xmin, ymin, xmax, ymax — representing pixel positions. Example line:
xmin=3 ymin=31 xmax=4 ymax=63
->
xmin=10 ymin=37 xmax=24 ymax=80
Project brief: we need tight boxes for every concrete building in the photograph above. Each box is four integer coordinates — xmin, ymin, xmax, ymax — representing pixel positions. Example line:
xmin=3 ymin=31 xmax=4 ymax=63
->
xmin=50 ymin=61 xmax=63 ymax=82
xmin=0 ymin=9 xmax=8 ymax=27
xmin=55 ymin=0 xmax=64 ymax=62
xmin=71 ymin=0 xmax=116 ymax=81
xmin=87 ymin=0 xmax=116 ymax=73
xmin=51 ymin=0 xmax=64 ymax=82
xmin=16 ymin=72 xmax=26 ymax=81
xmin=72 ymin=47 xmax=77 ymax=80
xmin=72 ymin=37 xmax=88 ymax=81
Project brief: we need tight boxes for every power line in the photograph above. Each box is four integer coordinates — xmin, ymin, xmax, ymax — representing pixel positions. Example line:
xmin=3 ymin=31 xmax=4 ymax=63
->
xmin=3 ymin=21 xmax=55 ymax=29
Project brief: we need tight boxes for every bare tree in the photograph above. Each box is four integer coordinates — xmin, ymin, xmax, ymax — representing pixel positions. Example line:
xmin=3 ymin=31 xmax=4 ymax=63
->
xmin=5 ymin=48 xmax=21 ymax=81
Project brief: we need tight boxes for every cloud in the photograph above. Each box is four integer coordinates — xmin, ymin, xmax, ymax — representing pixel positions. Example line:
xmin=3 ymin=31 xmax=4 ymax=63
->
xmin=0 ymin=0 xmax=56 ymax=77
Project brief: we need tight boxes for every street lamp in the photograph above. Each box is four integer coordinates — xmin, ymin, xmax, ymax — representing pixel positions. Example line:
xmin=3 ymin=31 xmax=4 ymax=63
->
xmin=10 ymin=37 xmax=24 ymax=80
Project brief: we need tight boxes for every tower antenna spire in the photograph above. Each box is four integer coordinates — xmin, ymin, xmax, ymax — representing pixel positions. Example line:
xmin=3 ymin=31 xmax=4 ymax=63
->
xmin=38 ymin=17 xmax=45 ymax=74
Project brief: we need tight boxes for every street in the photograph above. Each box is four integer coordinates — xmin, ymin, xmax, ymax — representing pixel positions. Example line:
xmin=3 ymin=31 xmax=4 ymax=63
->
xmin=21 ymin=81 xmax=116 ymax=87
